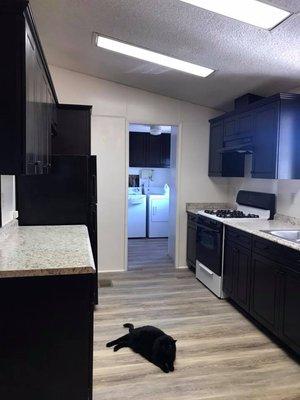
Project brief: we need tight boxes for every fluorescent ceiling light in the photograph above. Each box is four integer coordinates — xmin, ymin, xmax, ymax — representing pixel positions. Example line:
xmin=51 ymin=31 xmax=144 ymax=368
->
xmin=95 ymin=35 xmax=214 ymax=78
xmin=179 ymin=0 xmax=291 ymax=30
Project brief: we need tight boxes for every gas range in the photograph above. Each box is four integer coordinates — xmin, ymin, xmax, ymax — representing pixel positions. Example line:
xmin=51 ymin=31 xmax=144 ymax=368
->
xmin=197 ymin=205 xmax=270 ymax=222
xmin=195 ymin=191 xmax=276 ymax=299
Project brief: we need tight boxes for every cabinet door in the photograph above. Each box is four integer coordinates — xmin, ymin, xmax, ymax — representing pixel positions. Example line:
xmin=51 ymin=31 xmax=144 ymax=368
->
xmin=160 ymin=133 xmax=171 ymax=167
xmin=129 ymin=133 xmax=147 ymax=167
xmin=223 ymin=240 xmax=236 ymax=297
xmin=281 ymin=268 xmax=300 ymax=354
xmin=187 ymin=218 xmax=197 ymax=270
xmin=252 ymin=102 xmax=279 ymax=179
xmin=25 ymin=20 xmax=38 ymax=175
xmin=235 ymin=245 xmax=251 ymax=311
xmin=148 ymin=134 xmax=170 ymax=168
xmin=250 ymin=253 xmax=281 ymax=333
xmin=224 ymin=117 xmax=236 ymax=138
xmin=236 ymin=112 xmax=253 ymax=138
xmin=208 ymin=122 xmax=223 ymax=176
xmin=55 ymin=106 xmax=91 ymax=156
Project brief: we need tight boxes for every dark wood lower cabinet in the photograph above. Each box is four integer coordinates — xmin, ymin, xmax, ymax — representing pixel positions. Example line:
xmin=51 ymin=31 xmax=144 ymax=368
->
xmin=250 ymin=253 xmax=281 ymax=333
xmin=223 ymin=240 xmax=236 ymax=297
xmin=0 ymin=274 xmax=94 ymax=400
xmin=223 ymin=240 xmax=250 ymax=312
xmin=223 ymin=227 xmax=300 ymax=356
xmin=281 ymin=267 xmax=300 ymax=354
xmin=234 ymin=245 xmax=251 ymax=312
xmin=186 ymin=214 xmax=197 ymax=271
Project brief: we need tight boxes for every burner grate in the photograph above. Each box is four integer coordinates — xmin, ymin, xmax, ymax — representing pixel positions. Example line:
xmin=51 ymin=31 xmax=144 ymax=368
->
xmin=204 ymin=209 xmax=259 ymax=219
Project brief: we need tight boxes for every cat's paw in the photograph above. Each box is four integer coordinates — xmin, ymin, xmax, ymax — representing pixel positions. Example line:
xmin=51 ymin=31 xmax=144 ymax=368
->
xmin=169 ymin=365 xmax=174 ymax=372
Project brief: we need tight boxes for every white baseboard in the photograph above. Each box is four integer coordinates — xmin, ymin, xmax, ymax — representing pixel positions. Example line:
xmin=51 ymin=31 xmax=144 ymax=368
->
xmin=99 ymin=269 xmax=126 ymax=274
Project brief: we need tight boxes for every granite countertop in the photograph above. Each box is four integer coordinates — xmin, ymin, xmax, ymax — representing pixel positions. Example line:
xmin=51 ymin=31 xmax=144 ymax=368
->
xmin=0 ymin=224 xmax=96 ymax=278
xmin=186 ymin=202 xmax=234 ymax=214
xmin=224 ymin=218 xmax=300 ymax=252
xmin=186 ymin=203 xmax=300 ymax=252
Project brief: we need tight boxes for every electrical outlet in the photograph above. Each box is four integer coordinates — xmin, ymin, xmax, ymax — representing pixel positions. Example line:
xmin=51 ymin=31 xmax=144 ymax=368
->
xmin=12 ymin=210 xmax=19 ymax=219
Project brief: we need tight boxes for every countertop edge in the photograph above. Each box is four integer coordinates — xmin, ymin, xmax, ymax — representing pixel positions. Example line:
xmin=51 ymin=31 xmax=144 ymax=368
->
xmin=223 ymin=220 xmax=300 ymax=252
xmin=0 ymin=266 xmax=96 ymax=279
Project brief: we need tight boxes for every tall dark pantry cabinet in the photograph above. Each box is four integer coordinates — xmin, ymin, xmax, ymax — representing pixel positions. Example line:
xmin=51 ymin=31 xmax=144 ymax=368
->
xmin=17 ymin=105 xmax=99 ymax=303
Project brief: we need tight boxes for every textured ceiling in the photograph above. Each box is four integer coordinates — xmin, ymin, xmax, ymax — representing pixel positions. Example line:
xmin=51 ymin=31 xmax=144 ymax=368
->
xmin=30 ymin=0 xmax=300 ymax=111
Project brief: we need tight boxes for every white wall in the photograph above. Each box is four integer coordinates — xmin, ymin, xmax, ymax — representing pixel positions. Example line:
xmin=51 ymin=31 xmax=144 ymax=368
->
xmin=129 ymin=167 xmax=170 ymax=189
xmin=50 ymin=65 xmax=227 ymax=271
xmin=91 ymin=116 xmax=127 ymax=272
xmin=168 ymin=126 xmax=179 ymax=263
xmin=0 ymin=176 xmax=16 ymax=227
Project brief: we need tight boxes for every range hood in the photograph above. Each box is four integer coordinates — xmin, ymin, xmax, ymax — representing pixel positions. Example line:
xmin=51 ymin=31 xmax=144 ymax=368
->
xmin=219 ymin=143 xmax=253 ymax=154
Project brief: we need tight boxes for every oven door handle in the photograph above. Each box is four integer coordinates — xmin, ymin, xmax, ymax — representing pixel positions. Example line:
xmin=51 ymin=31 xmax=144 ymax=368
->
xmin=198 ymin=263 xmax=214 ymax=276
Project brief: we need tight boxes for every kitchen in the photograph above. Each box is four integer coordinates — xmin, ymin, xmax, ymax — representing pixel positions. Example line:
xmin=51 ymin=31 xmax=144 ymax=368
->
xmin=0 ymin=0 xmax=300 ymax=399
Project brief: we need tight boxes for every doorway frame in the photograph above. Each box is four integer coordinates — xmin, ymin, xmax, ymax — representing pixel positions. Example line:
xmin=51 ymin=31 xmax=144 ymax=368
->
xmin=124 ymin=120 xmax=182 ymax=271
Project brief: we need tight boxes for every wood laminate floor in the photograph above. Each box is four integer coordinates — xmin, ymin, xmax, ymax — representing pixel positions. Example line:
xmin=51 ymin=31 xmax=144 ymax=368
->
xmin=128 ymin=238 xmax=174 ymax=270
xmin=94 ymin=267 xmax=300 ymax=400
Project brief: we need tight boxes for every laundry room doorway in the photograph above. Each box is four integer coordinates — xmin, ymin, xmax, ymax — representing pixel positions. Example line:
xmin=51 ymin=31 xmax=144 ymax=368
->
xmin=126 ymin=123 xmax=179 ymax=271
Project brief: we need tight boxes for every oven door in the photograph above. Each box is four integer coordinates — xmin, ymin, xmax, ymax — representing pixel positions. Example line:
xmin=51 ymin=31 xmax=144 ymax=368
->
xmin=196 ymin=223 xmax=222 ymax=276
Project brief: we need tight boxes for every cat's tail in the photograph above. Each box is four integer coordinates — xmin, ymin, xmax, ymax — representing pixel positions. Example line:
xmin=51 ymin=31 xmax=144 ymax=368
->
xmin=123 ymin=323 xmax=134 ymax=332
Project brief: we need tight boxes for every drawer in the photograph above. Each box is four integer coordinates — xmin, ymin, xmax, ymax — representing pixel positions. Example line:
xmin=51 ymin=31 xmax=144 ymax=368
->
xmin=187 ymin=212 xmax=197 ymax=222
xmin=253 ymin=236 xmax=300 ymax=272
xmin=226 ymin=226 xmax=252 ymax=249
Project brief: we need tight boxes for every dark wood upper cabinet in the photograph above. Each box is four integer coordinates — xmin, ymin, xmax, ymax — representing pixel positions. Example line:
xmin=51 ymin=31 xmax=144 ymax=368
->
xmin=224 ymin=117 xmax=236 ymax=138
xmin=208 ymin=121 xmax=245 ymax=178
xmin=209 ymin=93 xmax=300 ymax=179
xmin=129 ymin=133 xmax=148 ymax=167
xmin=0 ymin=1 xmax=58 ymax=175
xmin=252 ymin=102 xmax=279 ymax=179
xmin=129 ymin=132 xmax=170 ymax=168
xmin=53 ymin=104 xmax=92 ymax=156
xmin=208 ymin=122 xmax=223 ymax=176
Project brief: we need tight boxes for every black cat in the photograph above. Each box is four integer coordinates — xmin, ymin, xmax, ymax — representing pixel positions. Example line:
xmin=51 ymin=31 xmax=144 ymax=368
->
xmin=106 ymin=323 xmax=177 ymax=373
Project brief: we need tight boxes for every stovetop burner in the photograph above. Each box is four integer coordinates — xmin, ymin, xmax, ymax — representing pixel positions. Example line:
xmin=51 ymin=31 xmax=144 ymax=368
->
xmin=204 ymin=209 xmax=259 ymax=219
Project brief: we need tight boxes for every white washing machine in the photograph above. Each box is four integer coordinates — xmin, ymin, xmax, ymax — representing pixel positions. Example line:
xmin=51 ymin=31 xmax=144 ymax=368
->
xmin=128 ymin=187 xmax=146 ymax=238
xmin=146 ymin=187 xmax=170 ymax=238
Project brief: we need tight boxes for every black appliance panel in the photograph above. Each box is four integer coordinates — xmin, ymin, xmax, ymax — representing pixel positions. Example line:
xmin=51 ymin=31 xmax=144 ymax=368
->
xmin=17 ymin=156 xmax=90 ymax=226
xmin=89 ymin=155 xmax=97 ymax=204
xmin=196 ymin=216 xmax=223 ymax=276
xmin=236 ymin=190 xmax=276 ymax=219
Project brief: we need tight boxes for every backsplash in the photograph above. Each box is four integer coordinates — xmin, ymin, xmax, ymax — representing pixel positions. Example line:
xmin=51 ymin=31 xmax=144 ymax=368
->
xmin=0 ymin=176 xmax=16 ymax=227
xmin=228 ymin=178 xmax=300 ymax=219
xmin=226 ymin=153 xmax=300 ymax=218
xmin=129 ymin=167 xmax=170 ymax=189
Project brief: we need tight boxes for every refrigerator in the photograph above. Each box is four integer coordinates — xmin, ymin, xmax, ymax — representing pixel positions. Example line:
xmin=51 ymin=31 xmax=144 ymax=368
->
xmin=16 ymin=155 xmax=98 ymax=303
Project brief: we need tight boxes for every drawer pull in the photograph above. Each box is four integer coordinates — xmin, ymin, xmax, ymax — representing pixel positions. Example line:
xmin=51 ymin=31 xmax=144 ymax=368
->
xmin=199 ymin=264 xmax=213 ymax=276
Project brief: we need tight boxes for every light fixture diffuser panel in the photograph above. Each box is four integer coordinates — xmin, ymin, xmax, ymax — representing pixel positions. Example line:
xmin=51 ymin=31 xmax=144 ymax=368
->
xmin=179 ymin=0 xmax=291 ymax=30
xmin=95 ymin=35 xmax=214 ymax=78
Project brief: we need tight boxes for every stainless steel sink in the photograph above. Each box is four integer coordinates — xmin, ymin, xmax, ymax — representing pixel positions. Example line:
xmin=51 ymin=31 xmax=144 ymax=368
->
xmin=263 ymin=230 xmax=300 ymax=243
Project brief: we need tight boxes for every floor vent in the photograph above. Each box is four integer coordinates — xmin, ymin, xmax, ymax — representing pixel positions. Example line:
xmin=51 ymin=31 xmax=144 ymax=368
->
xmin=99 ymin=279 xmax=113 ymax=288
